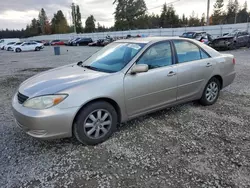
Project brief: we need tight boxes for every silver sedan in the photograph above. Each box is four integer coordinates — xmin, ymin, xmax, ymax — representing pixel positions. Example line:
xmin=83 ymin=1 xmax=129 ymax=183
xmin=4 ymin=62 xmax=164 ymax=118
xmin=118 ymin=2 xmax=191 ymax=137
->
xmin=12 ymin=37 xmax=236 ymax=145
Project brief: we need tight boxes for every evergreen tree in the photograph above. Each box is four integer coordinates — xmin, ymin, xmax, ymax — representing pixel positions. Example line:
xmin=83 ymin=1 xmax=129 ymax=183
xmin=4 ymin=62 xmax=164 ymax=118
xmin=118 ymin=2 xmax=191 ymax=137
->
xmin=51 ymin=10 xmax=69 ymax=34
xmin=85 ymin=15 xmax=96 ymax=33
xmin=38 ymin=8 xmax=50 ymax=34
xmin=201 ymin=13 xmax=206 ymax=26
xmin=212 ymin=0 xmax=225 ymax=24
xmin=160 ymin=4 xmax=179 ymax=28
xmin=237 ymin=1 xmax=249 ymax=23
xmin=71 ymin=3 xmax=83 ymax=33
xmin=189 ymin=11 xmax=201 ymax=26
xmin=113 ymin=0 xmax=147 ymax=30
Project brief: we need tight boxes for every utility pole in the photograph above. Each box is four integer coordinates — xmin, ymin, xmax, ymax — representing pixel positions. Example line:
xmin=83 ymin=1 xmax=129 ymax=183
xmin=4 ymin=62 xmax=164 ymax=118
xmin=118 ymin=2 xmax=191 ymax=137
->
xmin=207 ymin=0 xmax=210 ymax=26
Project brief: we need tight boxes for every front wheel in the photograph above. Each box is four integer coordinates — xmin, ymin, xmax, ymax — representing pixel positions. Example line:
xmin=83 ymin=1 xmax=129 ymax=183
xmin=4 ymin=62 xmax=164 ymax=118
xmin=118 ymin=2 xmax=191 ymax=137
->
xmin=199 ymin=77 xmax=221 ymax=106
xmin=15 ymin=48 xmax=21 ymax=53
xmin=73 ymin=101 xmax=118 ymax=145
xmin=35 ymin=47 xmax=40 ymax=51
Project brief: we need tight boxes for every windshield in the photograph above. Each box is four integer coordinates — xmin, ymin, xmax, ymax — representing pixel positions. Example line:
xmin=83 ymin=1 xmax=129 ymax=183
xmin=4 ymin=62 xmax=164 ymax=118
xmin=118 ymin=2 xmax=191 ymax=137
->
xmin=82 ymin=42 xmax=145 ymax=73
xmin=15 ymin=42 xmax=23 ymax=45
xmin=226 ymin=31 xmax=237 ymax=37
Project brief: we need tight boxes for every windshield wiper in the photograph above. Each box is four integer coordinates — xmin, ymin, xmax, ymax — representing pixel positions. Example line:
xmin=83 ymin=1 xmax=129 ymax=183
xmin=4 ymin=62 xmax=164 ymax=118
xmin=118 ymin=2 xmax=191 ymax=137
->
xmin=83 ymin=65 xmax=103 ymax=72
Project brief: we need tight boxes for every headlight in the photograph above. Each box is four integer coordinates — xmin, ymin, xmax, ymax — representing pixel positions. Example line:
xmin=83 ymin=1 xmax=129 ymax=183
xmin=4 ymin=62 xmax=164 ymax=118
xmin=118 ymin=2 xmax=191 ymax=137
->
xmin=23 ymin=94 xmax=68 ymax=109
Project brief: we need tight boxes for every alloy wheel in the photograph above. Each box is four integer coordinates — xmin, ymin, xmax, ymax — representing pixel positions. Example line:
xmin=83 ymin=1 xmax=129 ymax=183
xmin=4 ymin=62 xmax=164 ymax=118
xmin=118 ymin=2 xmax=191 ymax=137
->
xmin=206 ymin=82 xmax=219 ymax=102
xmin=83 ymin=109 xmax=112 ymax=139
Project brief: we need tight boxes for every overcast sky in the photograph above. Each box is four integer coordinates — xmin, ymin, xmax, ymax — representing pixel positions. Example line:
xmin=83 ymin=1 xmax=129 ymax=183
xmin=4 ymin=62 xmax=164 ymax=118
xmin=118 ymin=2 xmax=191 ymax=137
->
xmin=0 ymin=0 xmax=249 ymax=30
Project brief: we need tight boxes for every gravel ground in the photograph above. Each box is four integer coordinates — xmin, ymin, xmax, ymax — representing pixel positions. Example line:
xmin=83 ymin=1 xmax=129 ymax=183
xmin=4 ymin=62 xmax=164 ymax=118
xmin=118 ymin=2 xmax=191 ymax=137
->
xmin=0 ymin=46 xmax=250 ymax=188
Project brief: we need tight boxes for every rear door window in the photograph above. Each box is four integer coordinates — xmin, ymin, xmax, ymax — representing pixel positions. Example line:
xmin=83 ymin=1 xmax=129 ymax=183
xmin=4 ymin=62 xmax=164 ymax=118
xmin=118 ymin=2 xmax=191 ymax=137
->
xmin=173 ymin=40 xmax=209 ymax=63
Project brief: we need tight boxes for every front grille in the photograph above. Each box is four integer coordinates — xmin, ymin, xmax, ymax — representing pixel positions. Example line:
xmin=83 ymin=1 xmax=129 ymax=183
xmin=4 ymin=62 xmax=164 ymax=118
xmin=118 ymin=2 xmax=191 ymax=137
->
xmin=17 ymin=92 xmax=29 ymax=104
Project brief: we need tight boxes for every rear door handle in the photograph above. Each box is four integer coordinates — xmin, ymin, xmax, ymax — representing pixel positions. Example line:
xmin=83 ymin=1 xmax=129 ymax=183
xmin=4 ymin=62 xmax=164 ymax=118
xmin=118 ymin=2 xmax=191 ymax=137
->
xmin=206 ymin=63 xmax=212 ymax=67
xmin=167 ymin=71 xmax=176 ymax=77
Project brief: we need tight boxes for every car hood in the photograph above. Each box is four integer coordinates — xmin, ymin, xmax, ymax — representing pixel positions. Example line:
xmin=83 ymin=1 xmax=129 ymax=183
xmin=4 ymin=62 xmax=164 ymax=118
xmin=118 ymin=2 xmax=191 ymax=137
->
xmin=19 ymin=64 xmax=109 ymax=97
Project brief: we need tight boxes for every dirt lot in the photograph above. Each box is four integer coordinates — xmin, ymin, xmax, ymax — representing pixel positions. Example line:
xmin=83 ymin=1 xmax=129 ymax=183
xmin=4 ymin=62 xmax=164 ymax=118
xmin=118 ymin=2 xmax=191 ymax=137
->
xmin=0 ymin=46 xmax=250 ymax=188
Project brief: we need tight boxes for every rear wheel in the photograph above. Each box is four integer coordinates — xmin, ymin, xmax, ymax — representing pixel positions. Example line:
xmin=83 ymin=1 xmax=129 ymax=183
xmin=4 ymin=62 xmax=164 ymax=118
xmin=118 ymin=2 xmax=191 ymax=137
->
xmin=7 ymin=47 xmax=11 ymax=51
xmin=35 ymin=47 xmax=40 ymax=51
xmin=15 ymin=48 xmax=21 ymax=53
xmin=73 ymin=101 xmax=118 ymax=145
xmin=199 ymin=77 xmax=221 ymax=106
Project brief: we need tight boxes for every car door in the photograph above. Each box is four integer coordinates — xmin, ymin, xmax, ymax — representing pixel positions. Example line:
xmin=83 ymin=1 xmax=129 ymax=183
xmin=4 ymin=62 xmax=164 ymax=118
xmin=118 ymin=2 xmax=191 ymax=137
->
xmin=21 ymin=42 xmax=29 ymax=51
xmin=30 ymin=42 xmax=38 ymax=50
xmin=173 ymin=40 xmax=215 ymax=101
xmin=236 ymin=32 xmax=245 ymax=47
xmin=242 ymin=32 xmax=249 ymax=46
xmin=124 ymin=41 xmax=178 ymax=116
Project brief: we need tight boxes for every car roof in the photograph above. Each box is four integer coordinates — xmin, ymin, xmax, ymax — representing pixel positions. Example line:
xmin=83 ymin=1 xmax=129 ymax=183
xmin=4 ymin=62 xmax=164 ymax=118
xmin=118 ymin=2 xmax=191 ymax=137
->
xmin=115 ymin=36 xmax=197 ymax=44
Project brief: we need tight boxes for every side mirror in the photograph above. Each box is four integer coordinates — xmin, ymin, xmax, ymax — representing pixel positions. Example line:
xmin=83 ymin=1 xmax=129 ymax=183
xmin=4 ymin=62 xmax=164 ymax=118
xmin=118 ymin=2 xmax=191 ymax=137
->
xmin=131 ymin=64 xmax=149 ymax=74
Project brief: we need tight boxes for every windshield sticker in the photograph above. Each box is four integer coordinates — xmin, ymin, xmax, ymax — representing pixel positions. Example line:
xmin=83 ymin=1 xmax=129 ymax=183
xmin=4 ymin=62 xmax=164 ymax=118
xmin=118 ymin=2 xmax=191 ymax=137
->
xmin=127 ymin=44 xmax=141 ymax=50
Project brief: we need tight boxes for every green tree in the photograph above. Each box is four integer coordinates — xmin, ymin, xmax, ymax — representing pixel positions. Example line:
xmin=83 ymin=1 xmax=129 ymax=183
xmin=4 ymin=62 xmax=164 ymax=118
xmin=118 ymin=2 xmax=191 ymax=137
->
xmin=29 ymin=18 xmax=40 ymax=36
xmin=85 ymin=15 xmax=96 ymax=33
xmin=226 ymin=0 xmax=239 ymax=23
xmin=237 ymin=1 xmax=249 ymax=23
xmin=51 ymin=10 xmax=69 ymax=34
xmin=71 ymin=3 xmax=83 ymax=33
xmin=189 ymin=11 xmax=201 ymax=26
xmin=160 ymin=4 xmax=179 ymax=28
xmin=38 ymin=8 xmax=51 ymax=34
xmin=113 ymin=0 xmax=147 ymax=30
xmin=201 ymin=13 xmax=206 ymax=26
xmin=212 ymin=0 xmax=225 ymax=24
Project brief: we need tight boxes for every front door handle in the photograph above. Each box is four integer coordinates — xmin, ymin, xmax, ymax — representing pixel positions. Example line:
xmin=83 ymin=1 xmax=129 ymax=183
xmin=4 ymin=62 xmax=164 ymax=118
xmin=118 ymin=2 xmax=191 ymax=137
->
xmin=206 ymin=63 xmax=212 ymax=67
xmin=167 ymin=71 xmax=176 ymax=77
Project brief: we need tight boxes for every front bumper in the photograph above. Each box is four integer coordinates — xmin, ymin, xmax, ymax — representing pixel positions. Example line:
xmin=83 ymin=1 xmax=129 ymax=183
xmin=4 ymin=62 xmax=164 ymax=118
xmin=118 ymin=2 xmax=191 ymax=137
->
xmin=12 ymin=93 xmax=79 ymax=140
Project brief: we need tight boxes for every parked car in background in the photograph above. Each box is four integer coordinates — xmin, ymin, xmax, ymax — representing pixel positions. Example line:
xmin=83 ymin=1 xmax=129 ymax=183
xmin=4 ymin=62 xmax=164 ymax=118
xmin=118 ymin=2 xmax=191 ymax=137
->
xmin=50 ymin=40 xmax=65 ymax=46
xmin=0 ymin=38 xmax=20 ymax=50
xmin=181 ymin=31 xmax=213 ymax=45
xmin=13 ymin=42 xmax=44 ymax=52
xmin=73 ymin=38 xmax=93 ymax=46
xmin=4 ymin=42 xmax=16 ymax=51
xmin=43 ymin=41 xmax=50 ymax=46
xmin=211 ymin=30 xmax=250 ymax=50
xmin=12 ymin=37 xmax=236 ymax=145
xmin=66 ymin=38 xmax=81 ymax=46
xmin=88 ymin=39 xmax=105 ymax=46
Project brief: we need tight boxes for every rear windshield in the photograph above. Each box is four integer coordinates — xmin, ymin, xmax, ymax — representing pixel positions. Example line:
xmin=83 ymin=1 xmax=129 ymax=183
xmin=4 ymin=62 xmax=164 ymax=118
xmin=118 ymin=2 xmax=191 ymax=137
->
xmin=182 ymin=32 xmax=196 ymax=38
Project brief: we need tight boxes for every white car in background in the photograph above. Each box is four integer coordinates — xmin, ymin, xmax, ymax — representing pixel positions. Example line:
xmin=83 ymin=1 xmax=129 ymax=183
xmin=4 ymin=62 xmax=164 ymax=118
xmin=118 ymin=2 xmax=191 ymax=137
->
xmin=4 ymin=42 xmax=17 ymax=51
xmin=0 ymin=38 xmax=20 ymax=50
xmin=13 ymin=42 xmax=44 ymax=52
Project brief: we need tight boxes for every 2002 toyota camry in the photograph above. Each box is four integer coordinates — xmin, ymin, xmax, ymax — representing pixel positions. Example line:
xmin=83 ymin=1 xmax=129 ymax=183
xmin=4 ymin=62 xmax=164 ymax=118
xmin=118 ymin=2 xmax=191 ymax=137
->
xmin=12 ymin=37 xmax=236 ymax=145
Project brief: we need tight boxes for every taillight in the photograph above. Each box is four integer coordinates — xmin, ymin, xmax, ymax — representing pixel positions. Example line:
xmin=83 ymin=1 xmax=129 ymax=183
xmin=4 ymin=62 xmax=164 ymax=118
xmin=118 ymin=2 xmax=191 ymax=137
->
xmin=201 ymin=39 xmax=205 ymax=43
xmin=233 ymin=58 xmax=236 ymax=64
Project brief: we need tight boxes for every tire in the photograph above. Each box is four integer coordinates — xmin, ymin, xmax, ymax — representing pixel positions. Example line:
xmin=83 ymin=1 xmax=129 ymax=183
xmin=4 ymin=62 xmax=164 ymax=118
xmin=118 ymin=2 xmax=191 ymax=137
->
xmin=35 ymin=47 xmax=40 ymax=51
xmin=229 ymin=42 xmax=237 ymax=50
xmin=77 ymin=43 xmax=80 ymax=46
xmin=16 ymin=48 xmax=21 ymax=53
xmin=7 ymin=47 xmax=11 ymax=51
xmin=199 ymin=77 xmax=221 ymax=106
xmin=247 ymin=42 xmax=250 ymax=48
xmin=73 ymin=101 xmax=118 ymax=145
